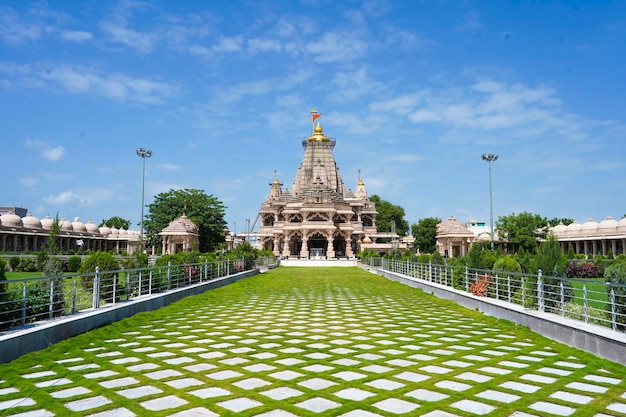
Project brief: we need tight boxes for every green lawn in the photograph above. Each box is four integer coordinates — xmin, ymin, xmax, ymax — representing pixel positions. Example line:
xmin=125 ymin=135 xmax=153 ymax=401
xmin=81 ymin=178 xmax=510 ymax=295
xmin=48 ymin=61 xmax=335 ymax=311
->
xmin=0 ymin=267 xmax=624 ymax=416
xmin=4 ymin=271 xmax=44 ymax=280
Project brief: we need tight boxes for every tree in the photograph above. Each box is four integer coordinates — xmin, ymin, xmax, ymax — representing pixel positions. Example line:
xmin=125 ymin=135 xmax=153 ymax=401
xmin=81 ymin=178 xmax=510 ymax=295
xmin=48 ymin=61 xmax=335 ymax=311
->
xmin=369 ymin=195 xmax=409 ymax=237
xmin=411 ymin=217 xmax=441 ymax=254
xmin=99 ymin=216 xmax=131 ymax=230
xmin=496 ymin=212 xmax=548 ymax=253
xmin=144 ymin=188 xmax=227 ymax=253
xmin=548 ymin=217 xmax=574 ymax=227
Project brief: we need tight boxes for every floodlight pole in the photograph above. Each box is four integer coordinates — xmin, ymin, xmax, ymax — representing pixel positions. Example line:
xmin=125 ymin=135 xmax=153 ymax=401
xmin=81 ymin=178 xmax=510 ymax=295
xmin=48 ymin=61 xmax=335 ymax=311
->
xmin=481 ymin=153 xmax=499 ymax=251
xmin=137 ymin=147 xmax=153 ymax=253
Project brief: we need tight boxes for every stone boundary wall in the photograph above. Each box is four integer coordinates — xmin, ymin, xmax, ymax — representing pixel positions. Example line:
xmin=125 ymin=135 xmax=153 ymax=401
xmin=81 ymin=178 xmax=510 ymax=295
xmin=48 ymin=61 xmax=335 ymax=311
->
xmin=361 ymin=264 xmax=626 ymax=366
xmin=0 ymin=270 xmax=258 ymax=364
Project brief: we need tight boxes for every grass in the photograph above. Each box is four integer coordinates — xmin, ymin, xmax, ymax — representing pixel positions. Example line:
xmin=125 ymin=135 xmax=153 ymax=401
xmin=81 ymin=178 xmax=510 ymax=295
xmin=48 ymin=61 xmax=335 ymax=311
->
xmin=0 ymin=266 xmax=624 ymax=416
xmin=4 ymin=271 xmax=44 ymax=280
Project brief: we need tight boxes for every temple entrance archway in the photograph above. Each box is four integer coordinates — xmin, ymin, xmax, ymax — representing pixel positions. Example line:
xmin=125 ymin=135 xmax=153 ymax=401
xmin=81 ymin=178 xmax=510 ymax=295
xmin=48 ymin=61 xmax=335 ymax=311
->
xmin=289 ymin=235 xmax=303 ymax=256
xmin=307 ymin=233 xmax=328 ymax=257
xmin=333 ymin=234 xmax=347 ymax=257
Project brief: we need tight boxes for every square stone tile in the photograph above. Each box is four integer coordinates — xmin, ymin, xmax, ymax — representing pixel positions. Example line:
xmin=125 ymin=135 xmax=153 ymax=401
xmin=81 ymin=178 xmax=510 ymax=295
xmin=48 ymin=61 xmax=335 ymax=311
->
xmin=435 ymin=380 xmax=473 ymax=391
xmin=373 ymin=398 xmax=420 ymax=414
xmin=86 ymin=407 xmax=137 ymax=417
xmin=476 ymin=389 xmax=521 ymax=403
xmin=537 ymin=367 xmax=572 ymax=376
xmin=420 ymin=365 xmax=453 ymax=374
xmin=566 ymin=382 xmax=608 ymax=393
xmin=275 ymin=358 xmax=305 ymax=366
xmin=550 ymin=391 xmax=593 ymax=404
xmin=253 ymin=411 xmax=299 ymax=417
xmin=126 ymin=363 xmax=159 ymax=372
xmin=332 ymin=371 xmax=367 ymax=381
xmin=405 ymin=388 xmax=449 ymax=402
xmin=165 ymin=378 xmax=204 ymax=389
xmin=35 ymin=378 xmax=72 ymax=388
xmin=607 ymin=402 xmax=626 ymax=413
xmin=529 ymin=401 xmax=576 ymax=416
xmin=456 ymin=372 xmax=492 ymax=383
xmin=305 ymin=352 xmax=332 ymax=360
xmin=51 ymin=386 xmax=91 ymax=398
xmin=243 ymin=363 xmax=276 ymax=372
xmin=302 ymin=364 xmax=334 ymax=372
xmin=217 ymin=398 xmax=263 ymax=412
xmin=65 ymin=396 xmax=112 ymax=412
xmin=520 ymin=373 xmax=557 ymax=384
xmin=583 ymin=374 xmax=621 ymax=385
xmin=145 ymin=369 xmax=182 ymax=380
xmin=269 ymin=370 xmax=303 ymax=381
xmin=298 ymin=378 xmax=337 ymax=390
xmin=233 ymin=378 xmax=272 ymax=390
xmin=334 ymin=387 xmax=376 ymax=400
xmin=99 ymin=377 xmax=140 ymax=389
xmin=140 ymin=395 xmax=187 ymax=411
xmin=207 ymin=370 xmax=242 ymax=380
xmin=260 ymin=387 xmax=303 ymax=400
xmin=183 ymin=364 xmax=216 ymax=372
xmin=189 ymin=387 xmax=231 ymax=399
xmin=394 ymin=371 xmax=430 ymax=383
xmin=117 ymin=386 xmax=162 ymax=399
xmin=361 ymin=364 xmax=394 ymax=374
xmin=451 ymin=399 xmax=495 ymax=415
xmin=296 ymin=397 xmax=341 ymax=413
xmin=499 ymin=381 xmax=540 ymax=393
xmin=336 ymin=410 xmax=384 ymax=417
xmin=366 ymin=378 xmax=405 ymax=390
xmin=168 ymin=407 xmax=218 ymax=417
xmin=332 ymin=358 xmax=360 ymax=366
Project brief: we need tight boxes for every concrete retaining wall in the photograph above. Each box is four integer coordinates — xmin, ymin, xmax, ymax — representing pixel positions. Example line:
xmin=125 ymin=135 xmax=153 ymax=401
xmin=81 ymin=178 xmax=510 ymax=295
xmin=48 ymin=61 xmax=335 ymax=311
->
xmin=0 ymin=270 xmax=257 ymax=364
xmin=363 ymin=265 xmax=626 ymax=366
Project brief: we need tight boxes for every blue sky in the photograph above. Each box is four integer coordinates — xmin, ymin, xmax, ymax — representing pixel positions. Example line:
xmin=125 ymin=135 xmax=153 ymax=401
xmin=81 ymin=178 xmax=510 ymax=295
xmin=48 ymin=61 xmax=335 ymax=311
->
xmin=2 ymin=0 xmax=625 ymax=234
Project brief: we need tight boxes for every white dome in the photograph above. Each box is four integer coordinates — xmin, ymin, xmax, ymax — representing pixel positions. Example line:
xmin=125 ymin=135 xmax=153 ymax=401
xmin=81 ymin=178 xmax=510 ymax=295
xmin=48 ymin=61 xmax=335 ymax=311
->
xmin=22 ymin=213 xmax=41 ymax=229
xmin=551 ymin=221 xmax=567 ymax=235
xmin=99 ymin=226 xmax=111 ymax=236
xmin=581 ymin=218 xmax=599 ymax=231
xmin=118 ymin=228 xmax=128 ymax=235
xmin=110 ymin=227 xmax=119 ymax=235
xmin=59 ymin=217 xmax=73 ymax=231
xmin=0 ymin=211 xmax=23 ymax=227
xmin=599 ymin=216 xmax=618 ymax=231
xmin=71 ymin=217 xmax=87 ymax=232
xmin=41 ymin=215 xmax=54 ymax=230
xmin=85 ymin=220 xmax=100 ymax=233
xmin=618 ymin=217 xmax=626 ymax=231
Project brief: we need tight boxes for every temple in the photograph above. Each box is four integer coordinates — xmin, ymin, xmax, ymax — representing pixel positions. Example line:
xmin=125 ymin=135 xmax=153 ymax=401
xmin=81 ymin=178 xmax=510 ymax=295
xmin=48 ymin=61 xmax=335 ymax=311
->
xmin=256 ymin=122 xmax=381 ymax=259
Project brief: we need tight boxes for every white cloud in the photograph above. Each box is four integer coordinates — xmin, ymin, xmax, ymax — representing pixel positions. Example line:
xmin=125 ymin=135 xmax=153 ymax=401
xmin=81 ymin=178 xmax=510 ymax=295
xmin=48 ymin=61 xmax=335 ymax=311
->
xmin=458 ymin=11 xmax=482 ymax=33
xmin=0 ymin=6 xmax=42 ymax=45
xmin=60 ymin=30 xmax=93 ymax=42
xmin=0 ymin=62 xmax=179 ymax=104
xmin=306 ymin=31 xmax=369 ymax=63
xmin=24 ymin=140 xmax=65 ymax=161
xmin=100 ymin=20 xmax=157 ymax=54
xmin=43 ymin=190 xmax=84 ymax=205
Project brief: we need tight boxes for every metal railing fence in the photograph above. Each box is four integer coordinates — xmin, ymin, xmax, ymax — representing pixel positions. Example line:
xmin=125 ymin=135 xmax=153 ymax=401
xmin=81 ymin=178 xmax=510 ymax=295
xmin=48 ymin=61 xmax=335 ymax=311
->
xmin=0 ymin=257 xmax=274 ymax=331
xmin=363 ymin=257 xmax=626 ymax=333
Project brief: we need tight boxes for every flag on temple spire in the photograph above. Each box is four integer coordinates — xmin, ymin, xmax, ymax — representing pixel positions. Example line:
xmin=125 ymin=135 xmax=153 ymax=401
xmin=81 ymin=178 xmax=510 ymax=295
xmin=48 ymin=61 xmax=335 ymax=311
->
xmin=312 ymin=112 xmax=321 ymax=123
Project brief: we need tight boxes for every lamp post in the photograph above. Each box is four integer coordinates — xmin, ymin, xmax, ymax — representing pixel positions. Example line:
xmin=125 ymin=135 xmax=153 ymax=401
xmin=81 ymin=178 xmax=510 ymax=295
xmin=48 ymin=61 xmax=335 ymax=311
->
xmin=136 ymin=147 xmax=153 ymax=252
xmin=481 ymin=153 xmax=498 ymax=251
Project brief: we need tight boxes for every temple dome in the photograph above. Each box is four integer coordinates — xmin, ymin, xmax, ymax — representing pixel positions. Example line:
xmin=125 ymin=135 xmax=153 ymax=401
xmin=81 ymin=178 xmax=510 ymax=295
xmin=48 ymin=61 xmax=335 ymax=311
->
xmin=551 ymin=221 xmax=567 ymax=235
xmin=437 ymin=216 xmax=472 ymax=235
xmin=598 ymin=216 xmax=618 ymax=231
xmin=581 ymin=218 xmax=599 ymax=231
xmin=85 ymin=221 xmax=100 ymax=233
xmin=71 ymin=217 xmax=87 ymax=232
xmin=162 ymin=214 xmax=199 ymax=233
xmin=99 ymin=226 xmax=111 ymax=236
xmin=41 ymin=215 xmax=54 ymax=230
xmin=0 ymin=211 xmax=23 ymax=227
xmin=22 ymin=213 xmax=42 ymax=229
xmin=59 ymin=217 xmax=73 ymax=231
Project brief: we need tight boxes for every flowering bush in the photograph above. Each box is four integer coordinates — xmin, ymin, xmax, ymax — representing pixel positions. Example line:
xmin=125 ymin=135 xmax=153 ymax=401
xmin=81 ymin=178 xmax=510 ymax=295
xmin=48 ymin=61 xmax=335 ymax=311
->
xmin=470 ymin=274 xmax=492 ymax=297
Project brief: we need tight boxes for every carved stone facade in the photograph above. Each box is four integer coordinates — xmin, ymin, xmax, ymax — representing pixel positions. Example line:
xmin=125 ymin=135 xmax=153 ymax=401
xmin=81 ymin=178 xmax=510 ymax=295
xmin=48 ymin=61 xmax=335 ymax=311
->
xmin=257 ymin=123 xmax=379 ymax=259
xmin=160 ymin=214 xmax=200 ymax=255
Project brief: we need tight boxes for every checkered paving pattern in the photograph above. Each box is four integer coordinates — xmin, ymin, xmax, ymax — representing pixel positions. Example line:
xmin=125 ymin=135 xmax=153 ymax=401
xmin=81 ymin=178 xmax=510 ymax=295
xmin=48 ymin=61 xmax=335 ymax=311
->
xmin=1 ymin=275 xmax=625 ymax=416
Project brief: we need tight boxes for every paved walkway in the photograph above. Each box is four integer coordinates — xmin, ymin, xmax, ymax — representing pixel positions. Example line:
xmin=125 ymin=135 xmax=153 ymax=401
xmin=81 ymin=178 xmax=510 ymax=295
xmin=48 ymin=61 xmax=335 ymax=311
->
xmin=0 ymin=271 xmax=625 ymax=416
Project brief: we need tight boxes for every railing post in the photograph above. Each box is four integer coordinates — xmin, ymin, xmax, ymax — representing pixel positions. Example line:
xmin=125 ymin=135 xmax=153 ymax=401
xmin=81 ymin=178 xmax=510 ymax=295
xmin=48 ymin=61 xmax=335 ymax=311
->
xmin=507 ymin=275 xmax=511 ymax=303
xmin=465 ymin=266 xmax=469 ymax=292
xmin=149 ymin=270 xmax=153 ymax=294
xmin=583 ymin=284 xmax=589 ymax=324
xmin=428 ymin=262 xmax=432 ymax=282
xmin=167 ymin=261 xmax=172 ymax=290
xmin=495 ymin=273 xmax=499 ymax=300
xmin=48 ymin=277 xmax=54 ymax=319
xmin=610 ymin=286 xmax=617 ymax=331
xmin=112 ymin=274 xmax=117 ymax=304
xmin=21 ymin=282 xmax=27 ymax=326
xmin=138 ymin=271 xmax=142 ymax=297
xmin=72 ymin=277 xmax=77 ymax=314
xmin=560 ymin=280 xmax=565 ymax=317
xmin=205 ymin=259 xmax=208 ymax=281
xmin=522 ymin=276 xmax=526 ymax=307
xmin=538 ymin=269 xmax=544 ymax=313
xmin=93 ymin=266 xmax=101 ymax=309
